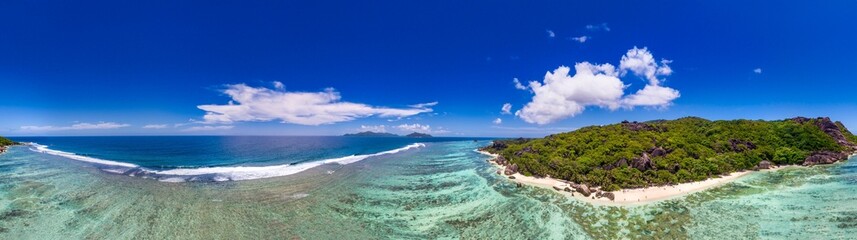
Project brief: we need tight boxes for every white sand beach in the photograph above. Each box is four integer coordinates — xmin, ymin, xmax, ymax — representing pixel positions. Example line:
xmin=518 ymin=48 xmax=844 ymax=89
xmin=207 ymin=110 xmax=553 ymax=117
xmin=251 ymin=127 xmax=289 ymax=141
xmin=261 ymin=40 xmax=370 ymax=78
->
xmin=477 ymin=149 xmax=785 ymax=206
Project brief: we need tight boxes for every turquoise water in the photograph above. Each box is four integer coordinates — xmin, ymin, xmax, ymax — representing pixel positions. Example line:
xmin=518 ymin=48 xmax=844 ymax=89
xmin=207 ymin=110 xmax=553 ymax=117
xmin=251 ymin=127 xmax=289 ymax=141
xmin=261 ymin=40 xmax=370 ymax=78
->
xmin=0 ymin=138 xmax=856 ymax=239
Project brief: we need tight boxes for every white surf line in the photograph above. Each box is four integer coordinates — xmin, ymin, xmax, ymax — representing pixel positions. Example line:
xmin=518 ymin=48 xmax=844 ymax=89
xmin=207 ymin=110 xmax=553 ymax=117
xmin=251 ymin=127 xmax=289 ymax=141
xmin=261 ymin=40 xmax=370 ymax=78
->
xmin=27 ymin=142 xmax=426 ymax=182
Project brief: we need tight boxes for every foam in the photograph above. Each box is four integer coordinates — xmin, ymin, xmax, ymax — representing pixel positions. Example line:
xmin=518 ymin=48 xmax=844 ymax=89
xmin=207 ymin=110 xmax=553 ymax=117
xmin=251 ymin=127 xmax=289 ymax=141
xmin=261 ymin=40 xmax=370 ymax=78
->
xmin=153 ymin=143 xmax=425 ymax=181
xmin=100 ymin=168 xmax=128 ymax=174
xmin=158 ymin=177 xmax=187 ymax=183
xmin=28 ymin=143 xmax=140 ymax=168
xmin=26 ymin=142 xmax=425 ymax=182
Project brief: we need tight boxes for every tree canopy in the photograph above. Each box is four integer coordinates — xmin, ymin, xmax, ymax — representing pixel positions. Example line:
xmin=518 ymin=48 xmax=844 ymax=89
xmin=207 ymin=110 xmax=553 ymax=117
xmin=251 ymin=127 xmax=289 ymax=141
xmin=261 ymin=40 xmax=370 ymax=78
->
xmin=482 ymin=117 xmax=857 ymax=191
xmin=0 ymin=136 xmax=15 ymax=147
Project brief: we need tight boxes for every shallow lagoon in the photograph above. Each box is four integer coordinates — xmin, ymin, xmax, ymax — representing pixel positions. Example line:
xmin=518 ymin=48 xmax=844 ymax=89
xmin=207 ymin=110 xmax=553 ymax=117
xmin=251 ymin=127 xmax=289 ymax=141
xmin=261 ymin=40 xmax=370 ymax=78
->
xmin=1 ymin=140 xmax=855 ymax=239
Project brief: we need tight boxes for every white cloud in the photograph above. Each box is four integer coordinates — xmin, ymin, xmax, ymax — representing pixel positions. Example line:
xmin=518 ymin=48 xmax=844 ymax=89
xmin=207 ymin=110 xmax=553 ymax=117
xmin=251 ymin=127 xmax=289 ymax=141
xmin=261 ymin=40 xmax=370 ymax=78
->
xmin=513 ymin=78 xmax=528 ymax=90
xmin=491 ymin=125 xmax=576 ymax=132
xmin=143 ymin=124 xmax=168 ymax=129
xmin=515 ymin=63 xmax=625 ymax=124
xmin=182 ymin=125 xmax=234 ymax=132
xmin=618 ymin=47 xmax=673 ymax=85
xmin=396 ymin=123 xmax=431 ymax=132
xmin=516 ymin=47 xmax=680 ymax=124
xmin=570 ymin=36 xmax=589 ymax=43
xmin=501 ymin=103 xmax=512 ymax=114
xmin=20 ymin=122 xmax=131 ymax=131
xmin=754 ymin=68 xmax=762 ymax=74
xmin=546 ymin=29 xmax=555 ymax=38
xmin=273 ymin=81 xmax=285 ymax=90
xmin=393 ymin=123 xmax=449 ymax=134
xmin=197 ymin=84 xmax=434 ymax=126
xmin=359 ymin=125 xmax=387 ymax=132
xmin=493 ymin=118 xmax=502 ymax=124
xmin=620 ymin=84 xmax=680 ymax=107
xmin=586 ymin=23 xmax=610 ymax=32
xmin=409 ymin=101 xmax=438 ymax=108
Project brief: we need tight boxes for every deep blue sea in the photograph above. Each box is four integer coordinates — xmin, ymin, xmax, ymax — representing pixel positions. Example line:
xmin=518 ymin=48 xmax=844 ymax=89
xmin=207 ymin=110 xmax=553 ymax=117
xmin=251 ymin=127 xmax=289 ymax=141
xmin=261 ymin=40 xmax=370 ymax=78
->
xmin=9 ymin=136 xmax=487 ymax=182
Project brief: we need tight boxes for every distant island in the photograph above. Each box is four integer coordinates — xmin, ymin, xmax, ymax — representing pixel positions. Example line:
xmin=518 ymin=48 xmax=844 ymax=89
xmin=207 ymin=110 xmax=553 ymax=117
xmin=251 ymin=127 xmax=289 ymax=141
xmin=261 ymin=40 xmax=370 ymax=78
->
xmin=480 ymin=117 xmax=857 ymax=202
xmin=405 ymin=132 xmax=432 ymax=138
xmin=343 ymin=131 xmax=433 ymax=138
xmin=343 ymin=131 xmax=400 ymax=137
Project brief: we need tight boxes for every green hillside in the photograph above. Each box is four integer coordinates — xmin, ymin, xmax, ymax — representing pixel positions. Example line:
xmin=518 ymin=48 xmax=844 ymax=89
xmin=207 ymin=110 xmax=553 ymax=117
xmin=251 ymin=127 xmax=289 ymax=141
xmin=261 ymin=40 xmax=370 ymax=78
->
xmin=482 ymin=117 xmax=857 ymax=191
xmin=0 ymin=136 xmax=15 ymax=147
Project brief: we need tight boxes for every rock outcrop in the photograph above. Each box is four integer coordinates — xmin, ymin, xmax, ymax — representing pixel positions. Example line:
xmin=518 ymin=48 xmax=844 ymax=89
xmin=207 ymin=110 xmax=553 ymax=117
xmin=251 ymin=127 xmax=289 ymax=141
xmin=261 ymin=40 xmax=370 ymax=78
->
xmin=574 ymin=184 xmax=592 ymax=197
xmin=605 ymin=152 xmax=656 ymax=171
xmin=504 ymin=164 xmax=519 ymax=175
xmin=728 ymin=139 xmax=757 ymax=152
xmin=803 ymin=151 xmax=849 ymax=166
xmin=791 ymin=117 xmax=857 ymax=150
xmin=817 ymin=117 xmax=857 ymax=149
xmin=630 ymin=153 xmax=654 ymax=171
xmin=601 ymin=192 xmax=615 ymax=201
xmin=649 ymin=146 xmax=668 ymax=157
xmin=514 ymin=146 xmax=537 ymax=156
xmin=621 ymin=120 xmax=658 ymax=131
xmin=485 ymin=141 xmax=508 ymax=151
xmin=755 ymin=160 xmax=773 ymax=170
xmin=494 ymin=156 xmax=508 ymax=165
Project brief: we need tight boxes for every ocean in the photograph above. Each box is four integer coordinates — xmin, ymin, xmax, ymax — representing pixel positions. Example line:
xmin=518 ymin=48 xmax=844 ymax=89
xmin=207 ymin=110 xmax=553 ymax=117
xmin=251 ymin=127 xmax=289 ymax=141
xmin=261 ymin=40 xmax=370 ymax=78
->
xmin=0 ymin=136 xmax=856 ymax=239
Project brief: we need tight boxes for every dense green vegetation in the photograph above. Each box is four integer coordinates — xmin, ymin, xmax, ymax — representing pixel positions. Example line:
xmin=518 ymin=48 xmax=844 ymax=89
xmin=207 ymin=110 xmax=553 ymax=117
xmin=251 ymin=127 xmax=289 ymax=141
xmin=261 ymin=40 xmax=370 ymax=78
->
xmin=0 ymin=136 xmax=15 ymax=147
xmin=483 ymin=117 xmax=857 ymax=190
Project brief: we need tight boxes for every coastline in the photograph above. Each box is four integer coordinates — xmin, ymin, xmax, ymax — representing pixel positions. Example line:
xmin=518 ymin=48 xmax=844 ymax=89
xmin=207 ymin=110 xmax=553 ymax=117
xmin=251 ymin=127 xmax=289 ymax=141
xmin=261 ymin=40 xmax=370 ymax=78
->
xmin=476 ymin=149 xmax=788 ymax=206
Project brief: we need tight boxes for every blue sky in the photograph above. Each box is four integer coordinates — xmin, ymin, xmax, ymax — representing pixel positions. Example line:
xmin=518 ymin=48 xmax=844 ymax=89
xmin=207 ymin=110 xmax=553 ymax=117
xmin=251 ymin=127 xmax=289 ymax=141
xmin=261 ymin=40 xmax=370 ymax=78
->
xmin=1 ymin=1 xmax=856 ymax=137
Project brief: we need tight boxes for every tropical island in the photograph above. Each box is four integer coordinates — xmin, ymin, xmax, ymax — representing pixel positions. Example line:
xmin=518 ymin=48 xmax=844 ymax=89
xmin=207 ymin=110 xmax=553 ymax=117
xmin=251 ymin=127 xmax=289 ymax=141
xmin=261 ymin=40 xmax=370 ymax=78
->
xmin=0 ymin=136 xmax=17 ymax=154
xmin=343 ymin=131 xmax=433 ymax=138
xmin=480 ymin=117 xmax=857 ymax=203
xmin=343 ymin=131 xmax=400 ymax=137
xmin=405 ymin=132 xmax=432 ymax=138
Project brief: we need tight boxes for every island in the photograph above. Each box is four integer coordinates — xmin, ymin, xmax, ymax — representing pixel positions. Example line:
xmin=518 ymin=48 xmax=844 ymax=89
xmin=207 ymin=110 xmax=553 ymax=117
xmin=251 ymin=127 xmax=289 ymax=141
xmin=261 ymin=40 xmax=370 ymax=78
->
xmin=0 ymin=136 xmax=17 ymax=154
xmin=480 ymin=117 xmax=857 ymax=204
xmin=405 ymin=132 xmax=432 ymax=138
xmin=342 ymin=131 xmax=400 ymax=137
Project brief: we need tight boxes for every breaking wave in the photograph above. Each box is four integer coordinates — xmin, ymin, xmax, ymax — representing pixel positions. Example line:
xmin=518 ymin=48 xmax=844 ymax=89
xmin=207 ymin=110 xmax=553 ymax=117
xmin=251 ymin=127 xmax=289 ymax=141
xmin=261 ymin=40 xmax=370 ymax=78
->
xmin=27 ymin=142 xmax=425 ymax=182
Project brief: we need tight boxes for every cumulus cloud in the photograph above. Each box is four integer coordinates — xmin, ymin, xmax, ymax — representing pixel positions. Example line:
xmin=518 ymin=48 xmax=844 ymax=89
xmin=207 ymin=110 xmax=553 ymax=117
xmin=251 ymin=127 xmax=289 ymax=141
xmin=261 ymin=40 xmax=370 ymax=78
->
xmin=197 ymin=84 xmax=434 ymax=126
xmin=546 ymin=29 xmax=555 ymax=38
xmin=513 ymin=78 xmax=528 ymax=90
xmin=21 ymin=122 xmax=130 ymax=131
xmin=493 ymin=118 xmax=502 ymax=124
xmin=619 ymin=47 xmax=673 ymax=85
xmin=501 ymin=103 xmax=512 ymax=114
xmin=754 ymin=68 xmax=762 ymax=74
xmin=359 ymin=125 xmax=387 ymax=132
xmin=143 ymin=124 xmax=169 ymax=129
xmin=570 ymin=36 xmax=589 ymax=43
xmin=182 ymin=125 xmax=234 ymax=132
xmin=393 ymin=123 xmax=449 ymax=134
xmin=273 ymin=81 xmax=285 ymax=90
xmin=586 ymin=23 xmax=610 ymax=32
xmin=516 ymin=47 xmax=680 ymax=124
xmin=620 ymin=84 xmax=680 ymax=107
xmin=396 ymin=123 xmax=431 ymax=132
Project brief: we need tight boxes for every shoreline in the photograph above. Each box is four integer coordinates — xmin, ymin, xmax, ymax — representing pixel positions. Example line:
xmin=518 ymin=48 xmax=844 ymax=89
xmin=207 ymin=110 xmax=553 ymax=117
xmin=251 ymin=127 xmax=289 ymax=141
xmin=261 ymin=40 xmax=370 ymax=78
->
xmin=476 ymin=149 xmax=788 ymax=206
